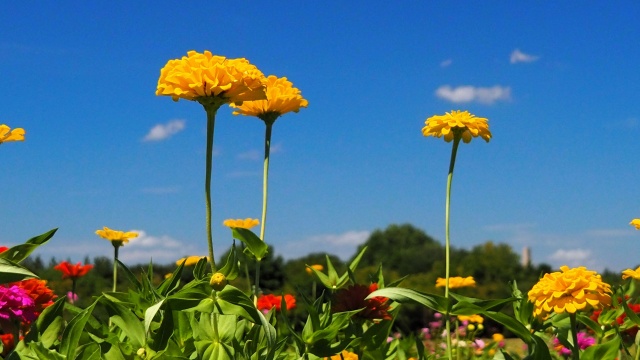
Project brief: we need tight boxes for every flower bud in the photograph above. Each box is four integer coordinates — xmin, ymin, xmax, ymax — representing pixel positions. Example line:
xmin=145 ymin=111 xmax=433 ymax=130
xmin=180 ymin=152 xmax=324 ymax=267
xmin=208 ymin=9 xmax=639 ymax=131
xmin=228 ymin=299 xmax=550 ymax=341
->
xmin=210 ymin=272 xmax=227 ymax=291
xmin=137 ymin=347 xmax=146 ymax=358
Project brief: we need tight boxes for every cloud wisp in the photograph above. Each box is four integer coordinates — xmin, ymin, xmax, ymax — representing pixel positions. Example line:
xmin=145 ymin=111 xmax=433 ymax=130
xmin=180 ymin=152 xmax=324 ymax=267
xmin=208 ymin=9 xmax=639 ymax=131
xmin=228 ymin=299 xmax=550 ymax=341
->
xmin=118 ymin=230 xmax=195 ymax=264
xmin=435 ymin=85 xmax=511 ymax=104
xmin=280 ymin=230 xmax=370 ymax=260
xmin=510 ymin=49 xmax=539 ymax=64
xmin=143 ymin=119 xmax=186 ymax=142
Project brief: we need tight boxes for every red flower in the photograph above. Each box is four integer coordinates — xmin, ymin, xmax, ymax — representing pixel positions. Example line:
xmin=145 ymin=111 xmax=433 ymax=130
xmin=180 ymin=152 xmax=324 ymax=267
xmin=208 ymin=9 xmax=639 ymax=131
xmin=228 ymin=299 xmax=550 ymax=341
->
xmin=53 ymin=261 xmax=93 ymax=279
xmin=256 ymin=294 xmax=296 ymax=313
xmin=0 ymin=246 xmax=8 ymax=253
xmin=1 ymin=333 xmax=14 ymax=356
xmin=332 ymin=283 xmax=392 ymax=321
xmin=591 ymin=297 xmax=640 ymax=337
xmin=11 ymin=279 xmax=56 ymax=316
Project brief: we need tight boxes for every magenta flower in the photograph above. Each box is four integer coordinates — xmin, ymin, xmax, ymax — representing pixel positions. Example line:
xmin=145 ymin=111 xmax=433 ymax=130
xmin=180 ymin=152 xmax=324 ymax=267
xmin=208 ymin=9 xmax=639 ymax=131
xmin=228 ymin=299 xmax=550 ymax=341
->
xmin=553 ymin=332 xmax=595 ymax=356
xmin=0 ymin=285 xmax=37 ymax=323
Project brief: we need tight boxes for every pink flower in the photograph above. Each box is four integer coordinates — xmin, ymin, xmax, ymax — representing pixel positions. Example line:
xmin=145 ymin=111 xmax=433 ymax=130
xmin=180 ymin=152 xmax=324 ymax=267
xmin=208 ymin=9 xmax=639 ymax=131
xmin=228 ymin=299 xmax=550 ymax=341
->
xmin=67 ymin=291 xmax=79 ymax=304
xmin=0 ymin=285 xmax=37 ymax=323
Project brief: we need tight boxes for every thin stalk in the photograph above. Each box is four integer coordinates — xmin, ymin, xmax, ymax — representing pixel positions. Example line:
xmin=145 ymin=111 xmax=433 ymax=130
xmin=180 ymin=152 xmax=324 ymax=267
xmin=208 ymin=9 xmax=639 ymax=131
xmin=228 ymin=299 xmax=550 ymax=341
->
xmin=260 ymin=123 xmax=273 ymax=242
xmin=203 ymin=104 xmax=222 ymax=273
xmin=254 ymin=260 xmax=262 ymax=301
xmin=71 ymin=279 xmax=77 ymax=304
xmin=570 ymin=313 xmax=580 ymax=360
xmin=112 ymin=245 xmax=119 ymax=293
xmin=444 ymin=136 xmax=461 ymax=360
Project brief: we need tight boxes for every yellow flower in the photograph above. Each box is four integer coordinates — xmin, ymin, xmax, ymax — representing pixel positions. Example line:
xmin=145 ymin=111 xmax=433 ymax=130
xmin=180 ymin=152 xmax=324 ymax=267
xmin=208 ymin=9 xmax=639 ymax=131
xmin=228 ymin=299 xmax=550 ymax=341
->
xmin=0 ymin=124 xmax=25 ymax=144
xmin=95 ymin=226 xmax=139 ymax=247
xmin=492 ymin=333 xmax=504 ymax=342
xmin=622 ymin=266 xmax=640 ymax=280
xmin=176 ymin=256 xmax=208 ymax=267
xmin=209 ymin=272 xmax=228 ymax=291
xmin=422 ymin=110 xmax=491 ymax=143
xmin=527 ymin=266 xmax=612 ymax=319
xmin=435 ymin=276 xmax=476 ymax=289
xmin=630 ymin=219 xmax=640 ymax=230
xmin=223 ymin=218 xmax=260 ymax=229
xmin=306 ymin=264 xmax=324 ymax=275
xmin=325 ymin=351 xmax=358 ymax=360
xmin=156 ymin=50 xmax=266 ymax=105
xmin=231 ymin=75 xmax=308 ymax=124
xmin=457 ymin=314 xmax=484 ymax=324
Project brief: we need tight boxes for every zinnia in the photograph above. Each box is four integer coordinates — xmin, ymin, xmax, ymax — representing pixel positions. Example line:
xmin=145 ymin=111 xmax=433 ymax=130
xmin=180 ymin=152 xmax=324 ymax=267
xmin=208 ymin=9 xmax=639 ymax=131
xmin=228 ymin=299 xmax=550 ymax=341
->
xmin=630 ymin=219 xmax=640 ymax=230
xmin=325 ymin=350 xmax=358 ymax=360
xmin=457 ymin=314 xmax=484 ymax=324
xmin=527 ymin=266 xmax=612 ymax=319
xmin=435 ymin=276 xmax=476 ymax=289
xmin=223 ymin=218 xmax=260 ymax=229
xmin=256 ymin=294 xmax=296 ymax=313
xmin=11 ymin=279 xmax=56 ymax=317
xmin=0 ymin=285 xmax=37 ymax=323
xmin=306 ymin=264 xmax=324 ymax=275
xmin=0 ymin=125 xmax=25 ymax=144
xmin=95 ymin=227 xmax=139 ymax=246
xmin=156 ymin=50 xmax=266 ymax=105
xmin=176 ymin=256 xmax=208 ymax=267
xmin=54 ymin=261 xmax=93 ymax=280
xmin=332 ymin=283 xmax=392 ymax=321
xmin=622 ymin=266 xmax=640 ymax=281
xmin=422 ymin=110 xmax=491 ymax=143
xmin=231 ymin=75 xmax=308 ymax=124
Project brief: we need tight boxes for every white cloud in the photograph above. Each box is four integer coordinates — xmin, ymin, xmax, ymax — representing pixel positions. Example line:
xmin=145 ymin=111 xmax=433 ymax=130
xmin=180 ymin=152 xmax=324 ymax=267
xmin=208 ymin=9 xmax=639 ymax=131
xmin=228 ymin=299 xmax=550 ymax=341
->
xmin=549 ymin=249 xmax=592 ymax=268
xmin=440 ymin=59 xmax=452 ymax=68
xmin=143 ymin=119 xmax=185 ymax=142
xmin=118 ymin=230 xmax=193 ymax=264
xmin=280 ymin=230 xmax=370 ymax=260
xmin=435 ymin=85 xmax=511 ymax=104
xmin=237 ymin=149 xmax=260 ymax=161
xmin=510 ymin=49 xmax=539 ymax=64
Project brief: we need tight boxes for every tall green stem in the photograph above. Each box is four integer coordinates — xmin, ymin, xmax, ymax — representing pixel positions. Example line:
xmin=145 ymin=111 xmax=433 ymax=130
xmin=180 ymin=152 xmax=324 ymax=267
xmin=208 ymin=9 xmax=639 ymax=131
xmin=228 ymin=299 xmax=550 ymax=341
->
xmin=570 ymin=313 xmax=580 ymax=360
xmin=444 ymin=136 xmax=461 ymax=360
xmin=203 ymin=103 xmax=223 ymax=273
xmin=112 ymin=245 xmax=119 ymax=293
xmin=260 ymin=123 xmax=272 ymax=242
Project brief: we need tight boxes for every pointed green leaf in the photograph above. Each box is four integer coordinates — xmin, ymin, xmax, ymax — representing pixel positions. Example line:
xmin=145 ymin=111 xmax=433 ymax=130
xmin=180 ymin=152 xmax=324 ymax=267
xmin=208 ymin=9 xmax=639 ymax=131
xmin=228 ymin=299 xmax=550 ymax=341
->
xmin=232 ymin=228 xmax=268 ymax=261
xmin=367 ymin=287 xmax=448 ymax=313
xmin=60 ymin=297 xmax=99 ymax=358
xmin=0 ymin=258 xmax=38 ymax=283
xmin=0 ymin=228 xmax=57 ymax=263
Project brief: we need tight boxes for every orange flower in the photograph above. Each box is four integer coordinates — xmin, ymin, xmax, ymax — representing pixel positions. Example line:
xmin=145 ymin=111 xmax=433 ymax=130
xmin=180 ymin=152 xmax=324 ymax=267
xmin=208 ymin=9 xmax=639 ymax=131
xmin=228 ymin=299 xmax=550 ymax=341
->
xmin=306 ymin=264 xmax=324 ymax=275
xmin=1 ymin=333 xmax=14 ymax=356
xmin=422 ymin=110 xmax=491 ymax=143
xmin=256 ymin=294 xmax=296 ymax=312
xmin=223 ymin=218 xmax=259 ymax=229
xmin=0 ymin=246 xmax=7 ymax=253
xmin=332 ymin=283 xmax=392 ymax=321
xmin=231 ymin=75 xmax=308 ymax=124
xmin=435 ymin=276 xmax=476 ymax=289
xmin=0 ymin=124 xmax=25 ymax=144
xmin=12 ymin=279 xmax=56 ymax=316
xmin=54 ymin=261 xmax=93 ymax=280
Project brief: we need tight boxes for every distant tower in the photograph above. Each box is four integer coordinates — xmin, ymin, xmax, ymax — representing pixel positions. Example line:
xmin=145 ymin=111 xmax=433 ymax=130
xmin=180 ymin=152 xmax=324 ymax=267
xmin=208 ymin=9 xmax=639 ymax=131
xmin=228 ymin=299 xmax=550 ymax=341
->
xmin=522 ymin=247 xmax=531 ymax=268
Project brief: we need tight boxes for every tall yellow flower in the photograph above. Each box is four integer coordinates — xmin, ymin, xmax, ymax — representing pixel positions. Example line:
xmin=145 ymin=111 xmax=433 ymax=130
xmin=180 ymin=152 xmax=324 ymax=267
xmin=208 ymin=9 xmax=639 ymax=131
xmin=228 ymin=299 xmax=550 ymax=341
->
xmin=0 ymin=124 xmax=25 ymax=144
xmin=176 ymin=256 xmax=209 ymax=267
xmin=422 ymin=110 xmax=491 ymax=143
xmin=622 ymin=266 xmax=640 ymax=280
xmin=95 ymin=227 xmax=139 ymax=247
xmin=231 ymin=75 xmax=308 ymax=124
xmin=630 ymin=219 xmax=640 ymax=230
xmin=435 ymin=276 xmax=476 ymax=289
xmin=527 ymin=266 xmax=612 ymax=319
xmin=223 ymin=218 xmax=260 ymax=229
xmin=156 ymin=50 xmax=266 ymax=105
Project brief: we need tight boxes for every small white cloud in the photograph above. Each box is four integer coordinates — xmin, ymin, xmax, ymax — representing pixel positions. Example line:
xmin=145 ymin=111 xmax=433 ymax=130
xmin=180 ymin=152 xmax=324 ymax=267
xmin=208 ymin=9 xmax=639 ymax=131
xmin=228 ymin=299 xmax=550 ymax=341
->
xmin=549 ymin=249 xmax=592 ymax=267
xmin=237 ymin=150 xmax=260 ymax=161
xmin=435 ymin=85 xmax=511 ymax=104
xmin=440 ymin=59 xmax=452 ymax=68
xmin=280 ymin=230 xmax=370 ymax=260
xmin=270 ymin=143 xmax=283 ymax=154
xmin=143 ymin=119 xmax=185 ymax=142
xmin=118 ymin=230 xmax=193 ymax=264
xmin=510 ymin=49 xmax=539 ymax=64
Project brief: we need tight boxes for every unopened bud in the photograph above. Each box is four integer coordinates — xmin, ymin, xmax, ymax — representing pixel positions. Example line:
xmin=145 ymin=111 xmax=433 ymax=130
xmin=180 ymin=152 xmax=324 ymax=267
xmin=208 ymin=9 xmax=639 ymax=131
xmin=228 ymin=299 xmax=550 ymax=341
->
xmin=210 ymin=272 xmax=228 ymax=291
xmin=137 ymin=347 xmax=146 ymax=358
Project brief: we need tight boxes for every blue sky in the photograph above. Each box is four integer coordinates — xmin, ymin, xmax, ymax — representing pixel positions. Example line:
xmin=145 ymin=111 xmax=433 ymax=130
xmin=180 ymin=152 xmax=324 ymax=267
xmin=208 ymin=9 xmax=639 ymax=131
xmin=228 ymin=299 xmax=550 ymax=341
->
xmin=1 ymin=2 xmax=639 ymax=272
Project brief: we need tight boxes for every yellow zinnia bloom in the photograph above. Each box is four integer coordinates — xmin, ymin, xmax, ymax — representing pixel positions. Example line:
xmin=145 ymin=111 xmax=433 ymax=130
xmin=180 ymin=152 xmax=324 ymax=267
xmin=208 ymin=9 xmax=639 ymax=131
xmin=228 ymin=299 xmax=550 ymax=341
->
xmin=622 ymin=266 xmax=640 ymax=280
xmin=0 ymin=124 xmax=25 ymax=144
xmin=156 ymin=50 xmax=266 ymax=105
xmin=422 ymin=110 xmax=491 ymax=143
xmin=305 ymin=264 xmax=324 ymax=275
xmin=231 ymin=75 xmax=308 ymax=124
xmin=223 ymin=218 xmax=259 ymax=229
xmin=527 ymin=265 xmax=612 ymax=319
xmin=457 ymin=314 xmax=484 ymax=324
xmin=435 ymin=276 xmax=476 ymax=289
xmin=492 ymin=333 xmax=504 ymax=342
xmin=175 ymin=256 xmax=208 ymax=267
xmin=95 ymin=226 xmax=139 ymax=247
xmin=325 ymin=351 xmax=358 ymax=360
xmin=630 ymin=219 xmax=640 ymax=230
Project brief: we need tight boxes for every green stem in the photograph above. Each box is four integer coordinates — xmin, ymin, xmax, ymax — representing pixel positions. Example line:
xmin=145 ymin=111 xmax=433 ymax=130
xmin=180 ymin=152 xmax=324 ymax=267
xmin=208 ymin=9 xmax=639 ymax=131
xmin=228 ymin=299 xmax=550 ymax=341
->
xmin=260 ymin=123 xmax=273 ymax=242
xmin=570 ymin=313 xmax=580 ymax=360
xmin=71 ymin=279 xmax=77 ymax=304
xmin=112 ymin=245 xmax=119 ymax=293
xmin=203 ymin=103 xmax=222 ymax=273
xmin=254 ymin=260 xmax=262 ymax=301
xmin=444 ymin=136 xmax=461 ymax=360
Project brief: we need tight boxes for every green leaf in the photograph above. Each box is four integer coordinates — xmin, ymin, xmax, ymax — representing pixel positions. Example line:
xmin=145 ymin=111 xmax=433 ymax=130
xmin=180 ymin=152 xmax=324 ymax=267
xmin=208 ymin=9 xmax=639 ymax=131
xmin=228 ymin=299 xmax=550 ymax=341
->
xmin=580 ymin=336 xmax=621 ymax=360
xmin=577 ymin=313 xmax=604 ymax=338
xmin=231 ymin=228 xmax=268 ymax=261
xmin=145 ymin=300 xmax=166 ymax=335
xmin=367 ymin=287 xmax=449 ymax=313
xmin=193 ymin=256 xmax=209 ymax=281
xmin=218 ymin=242 xmax=239 ymax=281
xmin=0 ymin=258 xmax=38 ymax=283
xmin=34 ymin=296 xmax=66 ymax=348
xmin=115 ymin=259 xmax=142 ymax=292
xmin=150 ymin=308 xmax=175 ymax=352
xmin=60 ymin=297 xmax=99 ymax=359
xmin=27 ymin=342 xmax=65 ymax=360
xmin=101 ymin=298 xmax=146 ymax=348
xmin=0 ymin=228 xmax=57 ymax=263
xmin=336 ymin=246 xmax=367 ymax=288
xmin=216 ymin=285 xmax=262 ymax=323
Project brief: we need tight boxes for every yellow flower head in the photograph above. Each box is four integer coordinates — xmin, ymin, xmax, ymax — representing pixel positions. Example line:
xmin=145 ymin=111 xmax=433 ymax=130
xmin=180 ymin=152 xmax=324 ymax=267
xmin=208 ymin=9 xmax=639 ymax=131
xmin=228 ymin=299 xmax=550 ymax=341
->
xmin=95 ymin=226 xmax=139 ymax=247
xmin=223 ymin=218 xmax=259 ymax=229
xmin=306 ymin=264 xmax=324 ymax=275
xmin=176 ymin=256 xmax=208 ymax=267
xmin=457 ymin=314 xmax=484 ymax=324
xmin=492 ymin=333 xmax=504 ymax=342
xmin=630 ymin=219 xmax=640 ymax=230
xmin=0 ymin=124 xmax=25 ymax=144
xmin=622 ymin=266 xmax=640 ymax=281
xmin=527 ymin=266 xmax=612 ymax=319
xmin=156 ymin=50 xmax=266 ymax=105
xmin=231 ymin=75 xmax=308 ymax=123
xmin=422 ymin=110 xmax=491 ymax=143
xmin=209 ymin=272 xmax=228 ymax=291
xmin=325 ymin=351 xmax=358 ymax=360
xmin=435 ymin=276 xmax=476 ymax=289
